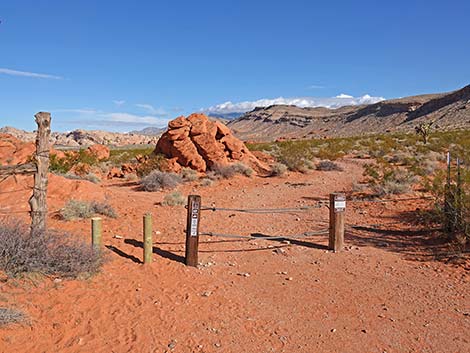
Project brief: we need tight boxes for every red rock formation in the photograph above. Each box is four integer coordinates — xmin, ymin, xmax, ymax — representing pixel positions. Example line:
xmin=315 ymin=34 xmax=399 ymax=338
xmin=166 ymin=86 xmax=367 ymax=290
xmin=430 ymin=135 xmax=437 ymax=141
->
xmin=86 ymin=144 xmax=110 ymax=160
xmin=154 ymin=114 xmax=270 ymax=175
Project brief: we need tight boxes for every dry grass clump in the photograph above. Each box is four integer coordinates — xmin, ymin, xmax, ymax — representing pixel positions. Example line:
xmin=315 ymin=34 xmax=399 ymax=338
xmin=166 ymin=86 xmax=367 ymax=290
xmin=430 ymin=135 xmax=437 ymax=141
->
xmin=162 ymin=191 xmax=186 ymax=206
xmin=181 ymin=168 xmax=199 ymax=182
xmin=270 ymin=163 xmax=288 ymax=177
xmin=140 ymin=171 xmax=182 ymax=191
xmin=0 ymin=221 xmax=104 ymax=278
xmin=372 ymin=169 xmax=418 ymax=196
xmin=60 ymin=200 xmax=117 ymax=220
xmin=316 ymin=160 xmax=343 ymax=171
xmin=0 ymin=307 xmax=28 ymax=327
xmin=200 ymin=178 xmax=214 ymax=187
xmin=211 ymin=162 xmax=253 ymax=179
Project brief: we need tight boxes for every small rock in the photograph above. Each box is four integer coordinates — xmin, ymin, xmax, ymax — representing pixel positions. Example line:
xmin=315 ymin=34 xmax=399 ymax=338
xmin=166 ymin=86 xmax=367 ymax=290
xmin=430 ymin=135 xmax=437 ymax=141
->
xmin=331 ymin=328 xmax=336 ymax=333
xmin=286 ymin=277 xmax=293 ymax=281
xmin=214 ymin=343 xmax=221 ymax=348
xmin=201 ymin=291 xmax=212 ymax=297
xmin=168 ymin=340 xmax=177 ymax=349
xmin=113 ymin=235 xmax=123 ymax=239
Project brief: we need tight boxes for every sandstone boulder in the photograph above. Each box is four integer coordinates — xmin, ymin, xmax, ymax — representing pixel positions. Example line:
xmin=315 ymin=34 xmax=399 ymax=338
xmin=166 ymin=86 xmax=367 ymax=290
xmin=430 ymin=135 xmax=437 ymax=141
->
xmin=154 ymin=114 xmax=270 ymax=175
xmin=86 ymin=144 xmax=110 ymax=160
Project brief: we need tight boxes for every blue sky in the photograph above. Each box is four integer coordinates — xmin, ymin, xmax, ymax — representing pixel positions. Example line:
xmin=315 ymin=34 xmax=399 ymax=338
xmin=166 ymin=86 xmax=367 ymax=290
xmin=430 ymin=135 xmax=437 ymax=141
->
xmin=0 ymin=0 xmax=469 ymax=132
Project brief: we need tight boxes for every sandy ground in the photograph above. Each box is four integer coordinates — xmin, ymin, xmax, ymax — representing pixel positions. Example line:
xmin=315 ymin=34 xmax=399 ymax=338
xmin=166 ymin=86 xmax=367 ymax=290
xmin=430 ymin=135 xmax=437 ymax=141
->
xmin=0 ymin=158 xmax=469 ymax=353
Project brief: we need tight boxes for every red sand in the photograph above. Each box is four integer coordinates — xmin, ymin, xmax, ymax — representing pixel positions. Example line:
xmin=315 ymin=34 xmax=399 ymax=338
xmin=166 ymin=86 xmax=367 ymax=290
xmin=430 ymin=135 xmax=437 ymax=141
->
xmin=1 ymin=159 xmax=469 ymax=353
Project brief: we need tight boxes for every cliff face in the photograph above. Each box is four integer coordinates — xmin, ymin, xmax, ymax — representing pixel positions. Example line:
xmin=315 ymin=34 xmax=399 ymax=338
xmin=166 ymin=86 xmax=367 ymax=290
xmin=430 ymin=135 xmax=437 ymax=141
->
xmin=227 ymin=85 xmax=470 ymax=141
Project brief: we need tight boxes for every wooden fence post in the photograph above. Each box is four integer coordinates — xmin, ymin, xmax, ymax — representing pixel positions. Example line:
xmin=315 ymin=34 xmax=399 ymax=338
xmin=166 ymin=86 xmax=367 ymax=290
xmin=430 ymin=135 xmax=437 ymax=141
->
xmin=29 ymin=112 xmax=51 ymax=235
xmin=91 ymin=217 xmax=102 ymax=250
xmin=329 ymin=193 xmax=345 ymax=252
xmin=185 ymin=195 xmax=201 ymax=267
xmin=143 ymin=213 xmax=153 ymax=264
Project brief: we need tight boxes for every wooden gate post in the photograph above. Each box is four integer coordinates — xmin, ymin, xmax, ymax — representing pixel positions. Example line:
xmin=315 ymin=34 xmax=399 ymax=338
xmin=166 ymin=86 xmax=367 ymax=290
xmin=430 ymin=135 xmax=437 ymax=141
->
xmin=185 ymin=195 xmax=201 ymax=267
xmin=29 ymin=112 xmax=51 ymax=235
xmin=143 ymin=213 xmax=153 ymax=264
xmin=329 ymin=193 xmax=345 ymax=252
xmin=91 ymin=217 xmax=102 ymax=250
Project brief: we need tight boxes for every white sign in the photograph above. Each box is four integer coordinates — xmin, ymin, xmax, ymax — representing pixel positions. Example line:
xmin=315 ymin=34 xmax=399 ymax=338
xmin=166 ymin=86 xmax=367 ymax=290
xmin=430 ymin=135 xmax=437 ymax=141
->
xmin=334 ymin=200 xmax=346 ymax=212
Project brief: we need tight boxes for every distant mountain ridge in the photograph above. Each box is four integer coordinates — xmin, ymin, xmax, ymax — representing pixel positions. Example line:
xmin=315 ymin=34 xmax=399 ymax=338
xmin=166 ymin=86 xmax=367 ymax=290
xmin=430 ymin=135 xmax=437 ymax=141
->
xmin=226 ymin=85 xmax=470 ymax=141
xmin=0 ymin=126 xmax=160 ymax=147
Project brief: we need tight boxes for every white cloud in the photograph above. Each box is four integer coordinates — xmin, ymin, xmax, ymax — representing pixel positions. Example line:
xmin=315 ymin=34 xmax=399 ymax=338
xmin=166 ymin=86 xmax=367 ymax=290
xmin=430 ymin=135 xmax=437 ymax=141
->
xmin=204 ymin=94 xmax=385 ymax=114
xmin=102 ymin=112 xmax=168 ymax=126
xmin=113 ymin=100 xmax=126 ymax=106
xmin=54 ymin=108 xmax=99 ymax=114
xmin=135 ymin=103 xmax=167 ymax=116
xmin=307 ymin=84 xmax=325 ymax=89
xmin=336 ymin=93 xmax=354 ymax=99
xmin=0 ymin=68 xmax=63 ymax=80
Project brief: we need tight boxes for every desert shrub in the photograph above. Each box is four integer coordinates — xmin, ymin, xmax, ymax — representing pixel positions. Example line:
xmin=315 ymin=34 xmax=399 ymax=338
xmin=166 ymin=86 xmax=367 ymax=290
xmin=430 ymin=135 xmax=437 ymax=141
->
xmin=200 ymin=178 xmax=214 ymax=187
xmin=91 ymin=201 xmax=118 ymax=218
xmin=0 ymin=307 xmax=28 ymax=327
xmin=211 ymin=162 xmax=253 ymax=178
xmin=136 ymin=154 xmax=169 ymax=177
xmin=162 ymin=191 xmax=186 ymax=206
xmin=316 ymin=160 xmax=343 ymax=171
xmin=140 ymin=171 xmax=182 ymax=191
xmin=49 ymin=150 xmax=100 ymax=174
xmin=60 ymin=200 xmax=117 ymax=220
xmin=181 ymin=167 xmax=199 ymax=182
xmin=270 ymin=163 xmax=288 ymax=177
xmin=108 ymin=147 xmax=154 ymax=166
xmin=372 ymin=169 xmax=418 ymax=196
xmin=0 ymin=221 xmax=104 ymax=278
xmin=58 ymin=172 xmax=101 ymax=184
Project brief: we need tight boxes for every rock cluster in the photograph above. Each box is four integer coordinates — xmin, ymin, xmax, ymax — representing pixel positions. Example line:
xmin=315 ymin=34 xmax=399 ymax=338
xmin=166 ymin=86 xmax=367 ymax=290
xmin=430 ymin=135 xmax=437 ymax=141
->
xmin=154 ymin=114 xmax=270 ymax=175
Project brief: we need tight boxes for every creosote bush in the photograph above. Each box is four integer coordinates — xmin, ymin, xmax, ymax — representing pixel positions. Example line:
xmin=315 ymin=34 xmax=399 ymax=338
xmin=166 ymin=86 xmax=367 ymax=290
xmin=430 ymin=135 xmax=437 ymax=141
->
xmin=316 ymin=160 xmax=343 ymax=171
xmin=0 ymin=307 xmax=28 ymax=327
xmin=60 ymin=200 xmax=117 ymax=220
xmin=0 ymin=221 xmax=104 ymax=278
xmin=211 ymin=162 xmax=253 ymax=179
xmin=181 ymin=167 xmax=199 ymax=182
xmin=162 ymin=191 xmax=186 ymax=206
xmin=270 ymin=163 xmax=288 ymax=177
xmin=140 ymin=171 xmax=182 ymax=191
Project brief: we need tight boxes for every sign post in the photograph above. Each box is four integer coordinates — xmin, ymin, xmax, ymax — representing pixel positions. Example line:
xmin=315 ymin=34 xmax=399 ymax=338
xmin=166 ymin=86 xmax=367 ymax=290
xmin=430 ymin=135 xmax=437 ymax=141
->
xmin=329 ymin=193 xmax=345 ymax=252
xmin=185 ymin=195 xmax=201 ymax=267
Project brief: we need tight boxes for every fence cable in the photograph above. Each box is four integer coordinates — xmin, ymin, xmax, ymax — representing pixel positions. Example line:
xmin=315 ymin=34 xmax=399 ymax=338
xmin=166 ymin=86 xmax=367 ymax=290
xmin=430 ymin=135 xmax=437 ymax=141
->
xmin=200 ymin=229 xmax=330 ymax=241
xmin=199 ymin=203 xmax=326 ymax=214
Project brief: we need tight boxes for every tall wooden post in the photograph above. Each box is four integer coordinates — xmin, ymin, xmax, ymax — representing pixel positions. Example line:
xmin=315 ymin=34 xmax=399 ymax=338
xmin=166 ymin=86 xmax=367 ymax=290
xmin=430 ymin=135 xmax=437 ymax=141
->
xmin=185 ymin=195 xmax=201 ymax=267
xmin=329 ymin=193 xmax=345 ymax=252
xmin=444 ymin=152 xmax=452 ymax=232
xmin=29 ymin=112 xmax=51 ymax=235
xmin=143 ymin=213 xmax=153 ymax=264
xmin=91 ymin=217 xmax=102 ymax=250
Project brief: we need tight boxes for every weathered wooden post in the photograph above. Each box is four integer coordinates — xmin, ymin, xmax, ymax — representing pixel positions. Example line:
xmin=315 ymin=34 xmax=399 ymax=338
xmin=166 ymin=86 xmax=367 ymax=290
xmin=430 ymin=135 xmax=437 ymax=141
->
xmin=444 ymin=151 xmax=452 ymax=232
xmin=143 ymin=213 xmax=153 ymax=264
xmin=91 ymin=217 xmax=103 ymax=249
xmin=185 ymin=195 xmax=201 ymax=267
xmin=329 ymin=193 xmax=345 ymax=252
xmin=29 ymin=112 xmax=51 ymax=235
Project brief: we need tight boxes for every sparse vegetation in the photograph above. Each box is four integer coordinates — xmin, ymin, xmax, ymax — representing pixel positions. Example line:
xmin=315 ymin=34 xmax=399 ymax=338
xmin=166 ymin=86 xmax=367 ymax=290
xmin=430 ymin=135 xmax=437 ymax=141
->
xmin=211 ymin=162 xmax=253 ymax=179
xmin=162 ymin=191 xmax=186 ymax=206
xmin=0 ymin=307 xmax=28 ymax=327
xmin=0 ymin=221 xmax=104 ymax=278
xmin=200 ymin=178 xmax=214 ymax=187
xmin=270 ymin=163 xmax=288 ymax=177
xmin=316 ymin=160 xmax=343 ymax=171
xmin=60 ymin=200 xmax=117 ymax=220
xmin=140 ymin=171 xmax=182 ymax=191
xmin=181 ymin=167 xmax=199 ymax=182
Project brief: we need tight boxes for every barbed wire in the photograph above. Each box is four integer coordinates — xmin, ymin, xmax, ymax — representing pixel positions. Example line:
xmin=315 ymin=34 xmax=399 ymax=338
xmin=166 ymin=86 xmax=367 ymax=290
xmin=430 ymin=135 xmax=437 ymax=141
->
xmin=199 ymin=229 xmax=330 ymax=241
